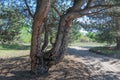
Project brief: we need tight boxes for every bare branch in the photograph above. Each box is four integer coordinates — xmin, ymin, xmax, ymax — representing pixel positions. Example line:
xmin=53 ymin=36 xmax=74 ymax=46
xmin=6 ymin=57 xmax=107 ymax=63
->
xmin=24 ymin=0 xmax=34 ymax=18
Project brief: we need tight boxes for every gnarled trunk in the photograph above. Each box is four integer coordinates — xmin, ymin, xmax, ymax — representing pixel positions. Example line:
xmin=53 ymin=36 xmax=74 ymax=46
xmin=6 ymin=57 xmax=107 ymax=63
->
xmin=30 ymin=2 xmax=72 ymax=75
xmin=30 ymin=0 xmax=81 ymax=75
xmin=31 ymin=13 xmax=72 ymax=75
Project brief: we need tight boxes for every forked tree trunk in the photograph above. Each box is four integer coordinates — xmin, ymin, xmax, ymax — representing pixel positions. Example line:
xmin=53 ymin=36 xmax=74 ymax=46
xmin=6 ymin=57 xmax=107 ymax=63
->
xmin=30 ymin=0 xmax=72 ymax=75
xmin=30 ymin=0 xmax=78 ymax=75
xmin=44 ymin=15 xmax=72 ymax=65
xmin=31 ymin=12 xmax=72 ymax=75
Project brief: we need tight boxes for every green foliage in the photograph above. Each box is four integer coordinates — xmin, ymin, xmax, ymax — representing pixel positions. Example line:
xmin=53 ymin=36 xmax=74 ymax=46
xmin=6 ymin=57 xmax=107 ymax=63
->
xmin=18 ymin=26 xmax=31 ymax=43
xmin=82 ymin=16 xmax=120 ymax=45
xmin=0 ymin=5 xmax=25 ymax=43
xmin=68 ymin=21 xmax=81 ymax=43
xmin=86 ymin=32 xmax=97 ymax=42
xmin=95 ymin=16 xmax=120 ymax=45
xmin=0 ymin=44 xmax=30 ymax=50
xmin=96 ymin=32 xmax=115 ymax=44
xmin=68 ymin=21 xmax=94 ymax=44
xmin=79 ymin=34 xmax=91 ymax=42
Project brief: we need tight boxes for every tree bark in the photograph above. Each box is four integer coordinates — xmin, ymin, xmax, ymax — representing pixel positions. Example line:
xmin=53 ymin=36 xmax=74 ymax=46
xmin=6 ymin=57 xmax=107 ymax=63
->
xmin=30 ymin=0 xmax=72 ymax=75
xmin=116 ymin=37 xmax=120 ymax=49
xmin=30 ymin=0 xmax=52 ymax=75
xmin=43 ymin=14 xmax=72 ymax=67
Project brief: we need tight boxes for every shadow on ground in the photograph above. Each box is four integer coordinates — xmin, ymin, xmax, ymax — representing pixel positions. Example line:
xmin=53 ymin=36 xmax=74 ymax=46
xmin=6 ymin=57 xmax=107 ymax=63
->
xmin=67 ymin=46 xmax=120 ymax=61
xmin=0 ymin=54 xmax=90 ymax=80
xmin=1 ymin=46 xmax=120 ymax=80
xmin=89 ymin=73 xmax=120 ymax=80
xmin=67 ymin=47 xmax=120 ymax=80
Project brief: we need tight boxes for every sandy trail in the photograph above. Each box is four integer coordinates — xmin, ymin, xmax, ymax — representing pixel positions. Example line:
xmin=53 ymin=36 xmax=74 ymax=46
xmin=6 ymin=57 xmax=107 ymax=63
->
xmin=67 ymin=46 xmax=120 ymax=80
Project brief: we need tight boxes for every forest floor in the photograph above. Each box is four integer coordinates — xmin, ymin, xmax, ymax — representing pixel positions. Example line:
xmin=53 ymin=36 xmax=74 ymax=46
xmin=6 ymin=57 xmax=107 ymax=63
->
xmin=0 ymin=45 xmax=120 ymax=80
xmin=0 ymin=55 xmax=90 ymax=80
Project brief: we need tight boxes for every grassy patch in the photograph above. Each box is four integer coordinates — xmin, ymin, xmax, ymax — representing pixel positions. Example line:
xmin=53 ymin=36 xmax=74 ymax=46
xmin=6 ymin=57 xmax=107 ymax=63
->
xmin=69 ymin=42 xmax=106 ymax=47
xmin=89 ymin=47 xmax=120 ymax=56
xmin=0 ymin=44 xmax=30 ymax=50
xmin=0 ymin=50 xmax=30 ymax=58
xmin=0 ymin=44 xmax=30 ymax=59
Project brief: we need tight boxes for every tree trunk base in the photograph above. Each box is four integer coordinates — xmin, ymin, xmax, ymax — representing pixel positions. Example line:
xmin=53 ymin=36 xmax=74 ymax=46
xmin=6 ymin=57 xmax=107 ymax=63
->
xmin=31 ymin=55 xmax=50 ymax=75
xmin=31 ymin=64 xmax=49 ymax=75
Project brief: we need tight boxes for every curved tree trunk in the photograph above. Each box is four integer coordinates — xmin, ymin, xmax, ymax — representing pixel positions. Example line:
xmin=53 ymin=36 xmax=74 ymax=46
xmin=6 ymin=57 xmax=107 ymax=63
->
xmin=30 ymin=0 xmax=52 ymax=75
xmin=30 ymin=0 xmax=73 ymax=75
xmin=30 ymin=0 xmax=84 ymax=75
xmin=43 ymin=14 xmax=73 ymax=67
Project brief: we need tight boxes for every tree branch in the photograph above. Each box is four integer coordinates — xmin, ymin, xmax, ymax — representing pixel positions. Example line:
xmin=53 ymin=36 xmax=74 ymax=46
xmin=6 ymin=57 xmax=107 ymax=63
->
xmin=24 ymin=0 xmax=34 ymax=18
xmin=51 ymin=5 xmax=61 ymax=17
xmin=67 ymin=0 xmax=120 ymax=19
xmin=82 ymin=8 xmax=107 ymax=16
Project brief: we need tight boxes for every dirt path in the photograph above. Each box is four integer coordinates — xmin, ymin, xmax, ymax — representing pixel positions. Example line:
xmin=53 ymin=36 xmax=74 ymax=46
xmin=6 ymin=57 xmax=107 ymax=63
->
xmin=67 ymin=46 xmax=120 ymax=80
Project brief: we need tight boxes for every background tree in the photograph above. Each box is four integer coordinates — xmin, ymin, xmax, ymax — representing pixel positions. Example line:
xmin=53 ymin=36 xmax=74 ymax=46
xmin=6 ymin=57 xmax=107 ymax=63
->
xmin=69 ymin=22 xmax=82 ymax=44
xmin=81 ymin=5 xmax=120 ymax=49
xmin=0 ymin=4 xmax=25 ymax=44
xmin=107 ymin=6 xmax=120 ymax=49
